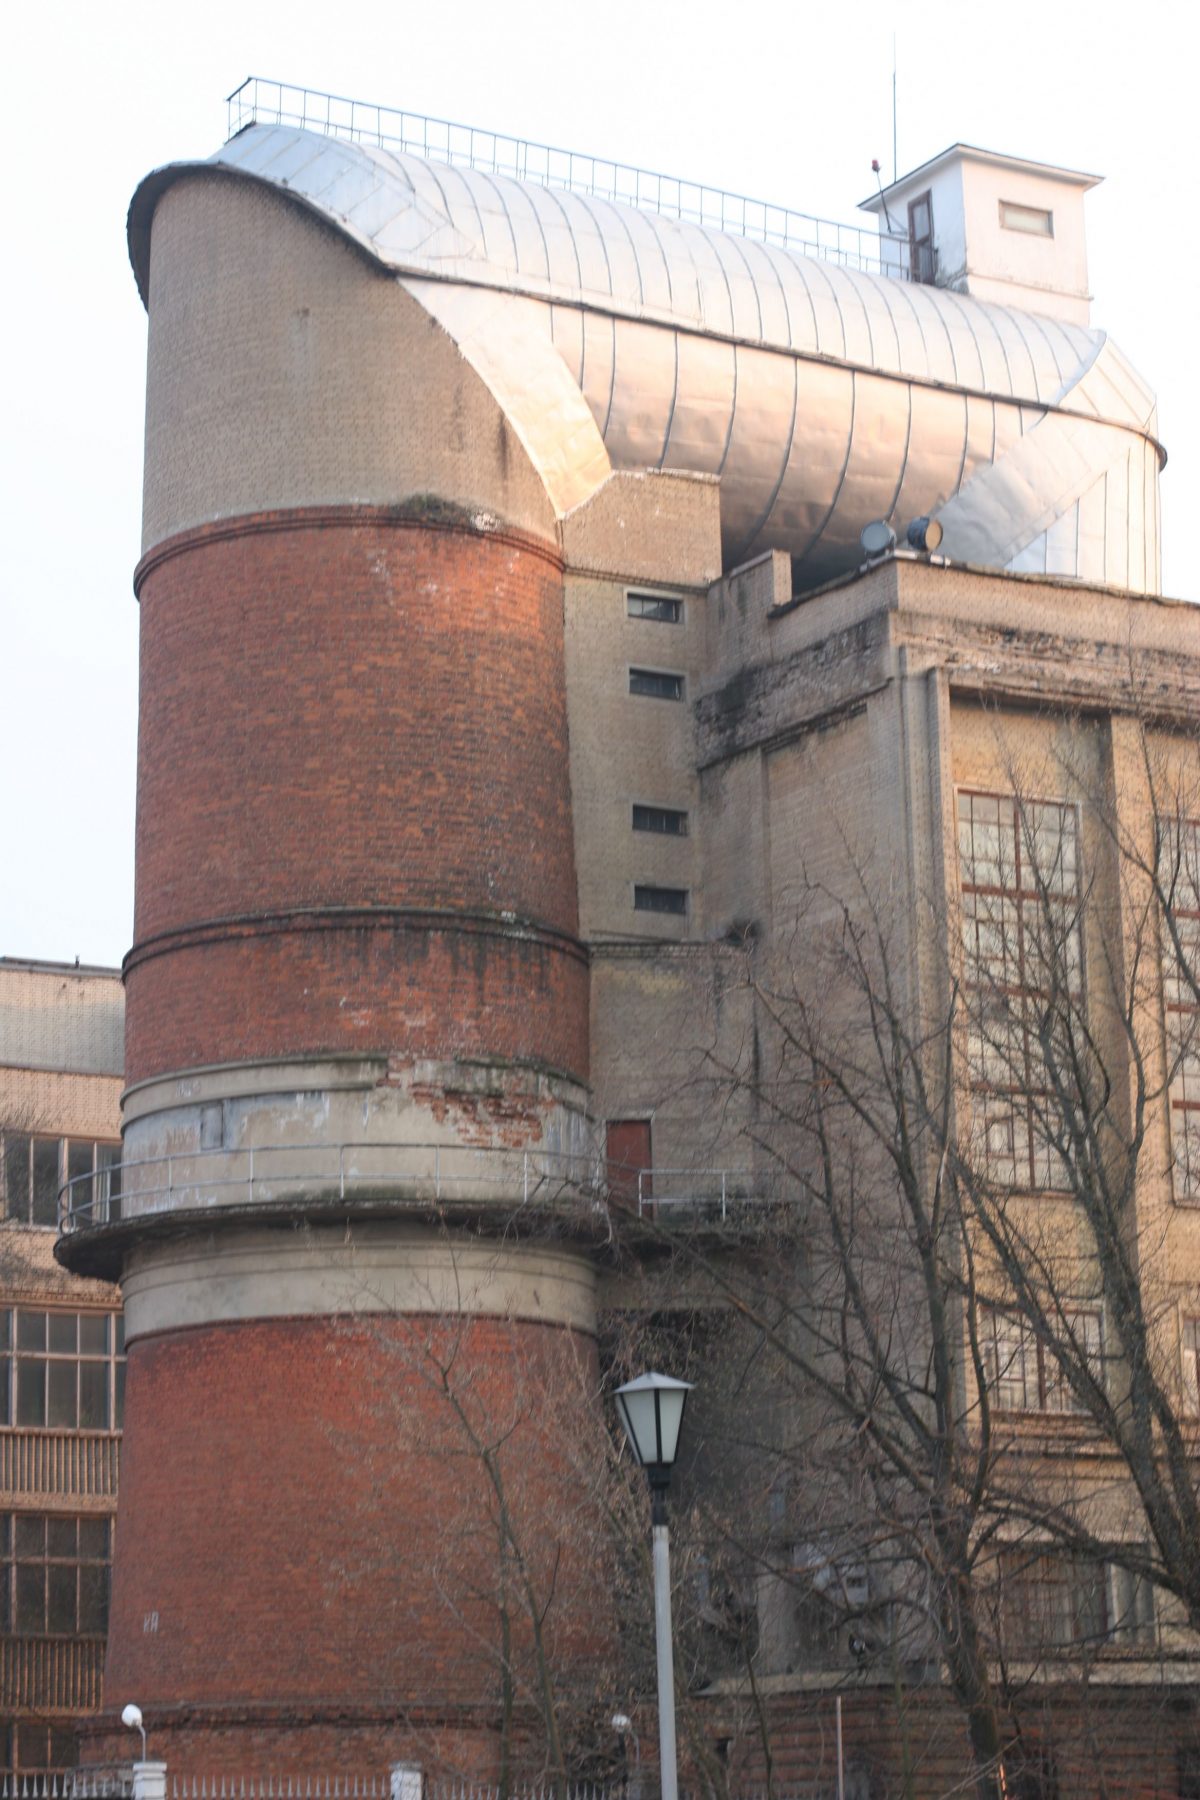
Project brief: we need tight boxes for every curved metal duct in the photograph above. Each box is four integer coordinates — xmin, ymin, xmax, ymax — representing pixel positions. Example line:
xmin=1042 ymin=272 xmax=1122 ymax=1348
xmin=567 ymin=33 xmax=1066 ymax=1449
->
xmin=128 ymin=124 xmax=1163 ymax=593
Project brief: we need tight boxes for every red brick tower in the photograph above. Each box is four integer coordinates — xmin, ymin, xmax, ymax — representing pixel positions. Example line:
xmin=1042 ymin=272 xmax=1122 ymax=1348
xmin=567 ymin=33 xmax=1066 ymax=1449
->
xmin=59 ymin=167 xmax=609 ymax=1774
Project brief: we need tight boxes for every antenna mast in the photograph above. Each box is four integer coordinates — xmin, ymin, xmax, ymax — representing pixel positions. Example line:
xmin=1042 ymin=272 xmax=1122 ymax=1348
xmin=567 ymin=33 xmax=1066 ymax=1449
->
xmin=892 ymin=34 xmax=898 ymax=185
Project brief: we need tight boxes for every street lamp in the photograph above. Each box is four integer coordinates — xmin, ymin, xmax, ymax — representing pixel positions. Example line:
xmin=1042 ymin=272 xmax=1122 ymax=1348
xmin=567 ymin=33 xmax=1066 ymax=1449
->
xmin=614 ymin=1372 xmax=693 ymax=1800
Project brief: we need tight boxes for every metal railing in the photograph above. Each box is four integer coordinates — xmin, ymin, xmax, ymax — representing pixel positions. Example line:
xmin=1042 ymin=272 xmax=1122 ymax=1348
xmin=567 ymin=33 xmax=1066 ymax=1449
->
xmin=0 ymin=1635 xmax=105 ymax=1712
xmin=57 ymin=1143 xmax=774 ymax=1236
xmin=225 ymin=77 xmax=910 ymax=279
xmin=636 ymin=1167 xmax=772 ymax=1221
xmin=0 ymin=1429 xmax=120 ymax=1498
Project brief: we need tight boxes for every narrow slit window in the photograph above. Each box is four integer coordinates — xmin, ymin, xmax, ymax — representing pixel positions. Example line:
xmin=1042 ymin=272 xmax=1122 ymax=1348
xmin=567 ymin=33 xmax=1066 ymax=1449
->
xmin=632 ymin=804 xmax=689 ymax=836
xmin=629 ymin=669 xmax=684 ymax=701
xmin=634 ymin=885 xmax=689 ymax=916
xmin=627 ymin=593 xmax=682 ymax=623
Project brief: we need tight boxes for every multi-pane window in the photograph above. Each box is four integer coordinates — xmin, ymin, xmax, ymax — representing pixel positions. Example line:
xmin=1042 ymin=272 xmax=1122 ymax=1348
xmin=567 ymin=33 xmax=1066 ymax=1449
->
xmin=627 ymin=592 xmax=683 ymax=624
xmin=958 ymin=792 xmax=1083 ymax=1190
xmin=634 ymin=885 xmax=688 ymax=916
xmin=982 ymin=1307 xmax=1102 ymax=1413
xmin=632 ymin=803 xmax=689 ymax=836
xmin=998 ymin=1550 xmax=1154 ymax=1653
xmin=629 ymin=668 xmax=684 ymax=701
xmin=0 ymin=1724 xmax=79 ymax=1777
xmin=0 ymin=1309 xmax=125 ymax=1432
xmin=1182 ymin=1315 xmax=1200 ymax=1415
xmin=0 ymin=1514 xmax=111 ymax=1636
xmin=0 ymin=1133 xmax=120 ymax=1228
xmin=1161 ymin=819 xmax=1200 ymax=1198
xmin=999 ymin=1550 xmax=1106 ymax=1651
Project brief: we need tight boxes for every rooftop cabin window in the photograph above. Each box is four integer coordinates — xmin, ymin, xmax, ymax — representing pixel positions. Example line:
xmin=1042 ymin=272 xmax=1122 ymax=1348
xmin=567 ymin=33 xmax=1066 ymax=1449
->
xmin=628 ymin=592 xmax=683 ymax=623
xmin=1000 ymin=200 xmax=1054 ymax=237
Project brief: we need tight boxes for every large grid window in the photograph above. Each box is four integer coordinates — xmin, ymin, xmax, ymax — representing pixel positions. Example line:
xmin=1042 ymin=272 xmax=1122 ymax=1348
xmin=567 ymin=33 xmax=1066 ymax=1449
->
xmin=958 ymin=792 xmax=1083 ymax=1191
xmin=1162 ymin=819 xmax=1200 ymax=1199
xmin=0 ymin=1724 xmax=79 ymax=1778
xmin=0 ymin=1309 xmax=125 ymax=1432
xmin=0 ymin=1514 xmax=110 ymax=1637
xmin=982 ymin=1307 xmax=1102 ymax=1413
xmin=0 ymin=1134 xmax=120 ymax=1229
xmin=997 ymin=1550 xmax=1154 ymax=1653
xmin=1182 ymin=1316 xmax=1200 ymax=1415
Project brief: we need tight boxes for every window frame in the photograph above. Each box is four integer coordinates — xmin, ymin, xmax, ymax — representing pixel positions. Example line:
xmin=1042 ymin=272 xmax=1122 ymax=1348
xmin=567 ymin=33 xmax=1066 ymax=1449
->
xmin=632 ymin=803 xmax=689 ymax=837
xmin=633 ymin=884 xmax=689 ymax=917
xmin=1160 ymin=817 xmax=1200 ymax=1201
xmin=999 ymin=199 xmax=1054 ymax=238
xmin=982 ymin=1305 xmax=1103 ymax=1415
xmin=0 ymin=1133 xmax=120 ymax=1230
xmin=629 ymin=668 xmax=685 ymax=702
xmin=627 ymin=591 xmax=684 ymax=624
xmin=0 ymin=1307 xmax=126 ymax=1434
xmin=0 ymin=1511 xmax=112 ymax=1640
xmin=957 ymin=789 xmax=1085 ymax=1193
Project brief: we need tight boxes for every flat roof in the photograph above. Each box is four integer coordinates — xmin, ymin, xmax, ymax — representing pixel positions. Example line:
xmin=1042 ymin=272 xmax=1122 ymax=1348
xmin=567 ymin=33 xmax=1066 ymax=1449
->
xmin=0 ymin=956 xmax=122 ymax=979
xmin=860 ymin=142 xmax=1103 ymax=212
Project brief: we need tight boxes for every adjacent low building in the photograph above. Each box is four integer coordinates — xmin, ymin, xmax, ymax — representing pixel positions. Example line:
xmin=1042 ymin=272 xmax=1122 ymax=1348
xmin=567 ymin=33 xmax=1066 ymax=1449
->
xmin=0 ymin=960 xmax=124 ymax=1779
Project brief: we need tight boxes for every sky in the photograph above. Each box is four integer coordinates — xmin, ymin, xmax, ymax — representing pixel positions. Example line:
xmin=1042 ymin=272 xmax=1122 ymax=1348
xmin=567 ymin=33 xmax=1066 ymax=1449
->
xmin=1 ymin=0 xmax=1193 ymax=970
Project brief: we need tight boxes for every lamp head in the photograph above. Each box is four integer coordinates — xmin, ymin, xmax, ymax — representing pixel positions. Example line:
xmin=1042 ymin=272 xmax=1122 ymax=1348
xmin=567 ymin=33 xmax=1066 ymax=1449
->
xmin=613 ymin=1371 xmax=693 ymax=1477
xmin=121 ymin=1703 xmax=147 ymax=1760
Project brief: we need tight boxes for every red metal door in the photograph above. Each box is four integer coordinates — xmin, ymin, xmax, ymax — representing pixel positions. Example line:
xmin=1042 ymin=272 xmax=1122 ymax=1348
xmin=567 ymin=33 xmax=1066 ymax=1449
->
xmin=606 ymin=1119 xmax=652 ymax=1212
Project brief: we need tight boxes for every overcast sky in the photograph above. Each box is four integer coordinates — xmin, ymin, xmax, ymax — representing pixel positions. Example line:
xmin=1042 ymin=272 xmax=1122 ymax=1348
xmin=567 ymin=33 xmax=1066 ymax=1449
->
xmin=1 ymin=0 xmax=1192 ymax=970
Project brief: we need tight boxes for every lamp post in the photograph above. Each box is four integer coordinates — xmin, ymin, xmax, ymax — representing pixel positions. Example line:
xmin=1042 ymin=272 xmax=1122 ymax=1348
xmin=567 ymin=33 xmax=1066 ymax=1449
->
xmin=614 ymin=1372 xmax=693 ymax=1800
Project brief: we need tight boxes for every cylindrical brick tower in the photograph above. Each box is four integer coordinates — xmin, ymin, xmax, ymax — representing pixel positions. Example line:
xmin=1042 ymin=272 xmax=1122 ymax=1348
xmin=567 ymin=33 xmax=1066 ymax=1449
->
xmin=59 ymin=168 xmax=610 ymax=1774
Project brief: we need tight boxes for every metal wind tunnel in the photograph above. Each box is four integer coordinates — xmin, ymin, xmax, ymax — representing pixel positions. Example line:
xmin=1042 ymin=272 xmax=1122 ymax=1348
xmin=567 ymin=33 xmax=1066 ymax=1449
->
xmin=128 ymin=87 xmax=1164 ymax=593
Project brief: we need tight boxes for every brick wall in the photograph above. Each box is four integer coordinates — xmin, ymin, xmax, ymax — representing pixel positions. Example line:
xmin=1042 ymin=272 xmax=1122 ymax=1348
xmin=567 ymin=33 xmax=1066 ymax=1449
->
xmin=127 ymin=510 xmax=585 ymax=1085
xmin=97 ymin=1310 xmax=613 ymax=1776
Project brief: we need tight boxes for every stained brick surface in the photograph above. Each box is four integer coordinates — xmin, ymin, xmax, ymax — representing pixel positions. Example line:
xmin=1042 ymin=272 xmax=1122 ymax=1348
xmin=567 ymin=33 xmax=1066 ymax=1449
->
xmin=100 ymin=1311 xmax=611 ymax=1774
xmin=127 ymin=511 xmax=585 ymax=1084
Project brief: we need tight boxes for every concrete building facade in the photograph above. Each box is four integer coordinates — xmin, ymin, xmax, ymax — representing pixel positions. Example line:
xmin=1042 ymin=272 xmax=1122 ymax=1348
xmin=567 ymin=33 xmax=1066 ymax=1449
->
xmin=51 ymin=83 xmax=1200 ymax=1794
xmin=0 ymin=961 xmax=124 ymax=1778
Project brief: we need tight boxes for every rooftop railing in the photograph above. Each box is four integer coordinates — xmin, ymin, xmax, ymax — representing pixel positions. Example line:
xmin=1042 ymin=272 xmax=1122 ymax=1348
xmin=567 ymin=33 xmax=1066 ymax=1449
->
xmin=57 ymin=1142 xmax=777 ymax=1236
xmin=225 ymin=77 xmax=911 ymax=279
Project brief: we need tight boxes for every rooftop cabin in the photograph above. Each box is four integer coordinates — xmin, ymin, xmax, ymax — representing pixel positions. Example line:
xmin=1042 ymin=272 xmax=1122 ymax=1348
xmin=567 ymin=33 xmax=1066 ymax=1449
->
xmin=859 ymin=143 xmax=1099 ymax=325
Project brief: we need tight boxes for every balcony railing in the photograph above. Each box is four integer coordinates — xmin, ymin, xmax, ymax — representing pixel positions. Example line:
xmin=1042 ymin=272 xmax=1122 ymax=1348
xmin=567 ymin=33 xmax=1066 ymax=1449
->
xmin=58 ymin=1143 xmax=777 ymax=1236
xmin=0 ymin=1431 xmax=119 ymax=1500
xmin=225 ymin=77 xmax=911 ymax=280
xmin=0 ymin=1635 xmax=105 ymax=1711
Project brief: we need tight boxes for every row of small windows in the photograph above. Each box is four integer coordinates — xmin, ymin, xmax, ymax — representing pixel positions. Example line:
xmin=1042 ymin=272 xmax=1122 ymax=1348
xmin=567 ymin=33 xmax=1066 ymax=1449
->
xmin=0 ymin=1308 xmax=126 ymax=1433
xmin=627 ymin=595 xmax=688 ymax=918
xmin=0 ymin=1134 xmax=120 ymax=1230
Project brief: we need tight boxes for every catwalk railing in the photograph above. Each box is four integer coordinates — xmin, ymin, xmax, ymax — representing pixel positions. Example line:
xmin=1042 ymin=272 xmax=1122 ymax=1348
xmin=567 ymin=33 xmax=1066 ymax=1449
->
xmin=0 ymin=1635 xmax=105 ymax=1711
xmin=224 ymin=77 xmax=911 ymax=280
xmin=58 ymin=1145 xmax=776 ymax=1234
xmin=0 ymin=1429 xmax=119 ymax=1498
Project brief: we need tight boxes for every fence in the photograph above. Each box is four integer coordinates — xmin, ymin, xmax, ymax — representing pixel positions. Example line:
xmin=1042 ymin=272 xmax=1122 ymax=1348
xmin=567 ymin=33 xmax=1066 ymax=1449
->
xmin=58 ymin=1146 xmax=778 ymax=1236
xmin=224 ymin=77 xmax=910 ymax=280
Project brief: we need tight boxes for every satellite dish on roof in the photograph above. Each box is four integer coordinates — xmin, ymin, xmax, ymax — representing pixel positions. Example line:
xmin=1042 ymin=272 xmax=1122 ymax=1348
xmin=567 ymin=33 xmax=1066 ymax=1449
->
xmin=860 ymin=521 xmax=897 ymax=557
